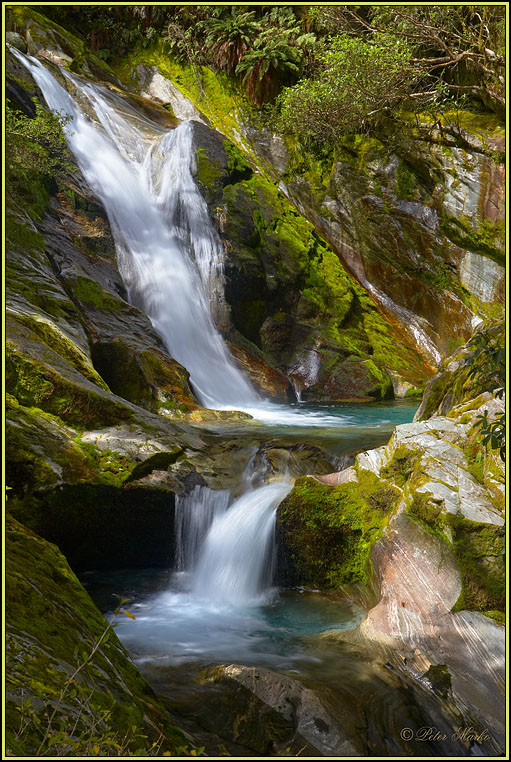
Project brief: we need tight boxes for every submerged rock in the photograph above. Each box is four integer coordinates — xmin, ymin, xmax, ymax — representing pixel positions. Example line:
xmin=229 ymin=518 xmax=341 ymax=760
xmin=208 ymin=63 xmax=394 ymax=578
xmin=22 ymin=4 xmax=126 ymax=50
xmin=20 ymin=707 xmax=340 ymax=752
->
xmin=197 ymin=664 xmax=362 ymax=756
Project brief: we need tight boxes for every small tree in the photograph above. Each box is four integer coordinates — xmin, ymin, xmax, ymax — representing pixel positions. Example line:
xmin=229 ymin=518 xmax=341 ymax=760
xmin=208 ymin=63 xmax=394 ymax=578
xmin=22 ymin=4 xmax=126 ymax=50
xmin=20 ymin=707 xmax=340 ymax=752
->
xmin=277 ymin=33 xmax=418 ymax=145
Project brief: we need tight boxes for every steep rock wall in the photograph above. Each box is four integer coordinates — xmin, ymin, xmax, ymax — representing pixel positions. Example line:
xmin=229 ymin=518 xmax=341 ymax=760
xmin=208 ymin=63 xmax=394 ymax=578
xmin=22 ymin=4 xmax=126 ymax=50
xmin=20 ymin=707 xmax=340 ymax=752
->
xmin=121 ymin=51 xmax=505 ymax=373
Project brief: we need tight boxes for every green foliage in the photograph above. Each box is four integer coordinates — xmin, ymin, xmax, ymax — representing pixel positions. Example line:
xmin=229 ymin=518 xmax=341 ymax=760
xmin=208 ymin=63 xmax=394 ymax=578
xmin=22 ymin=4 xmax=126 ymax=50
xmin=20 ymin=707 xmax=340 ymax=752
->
xmin=6 ymin=99 xmax=71 ymax=180
xmin=203 ymin=9 xmax=262 ymax=76
xmin=235 ymin=9 xmax=315 ymax=105
xmin=5 ymin=99 xmax=71 ymax=221
xmin=474 ymin=410 xmax=505 ymax=462
xmin=309 ymin=6 xmax=505 ymax=116
xmin=277 ymin=33 xmax=415 ymax=145
xmin=465 ymin=323 xmax=505 ymax=460
xmin=395 ymin=160 xmax=419 ymax=199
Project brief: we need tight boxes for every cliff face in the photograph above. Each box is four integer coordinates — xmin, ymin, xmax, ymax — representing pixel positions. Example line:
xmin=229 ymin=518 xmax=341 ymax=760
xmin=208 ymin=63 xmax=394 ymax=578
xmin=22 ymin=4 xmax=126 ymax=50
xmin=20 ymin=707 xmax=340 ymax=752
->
xmin=121 ymin=52 xmax=504 ymax=374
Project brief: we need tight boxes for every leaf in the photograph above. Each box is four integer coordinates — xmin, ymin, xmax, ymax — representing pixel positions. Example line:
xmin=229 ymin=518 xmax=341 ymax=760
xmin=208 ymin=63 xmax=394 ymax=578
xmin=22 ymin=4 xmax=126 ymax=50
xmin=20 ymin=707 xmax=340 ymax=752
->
xmin=122 ymin=609 xmax=136 ymax=620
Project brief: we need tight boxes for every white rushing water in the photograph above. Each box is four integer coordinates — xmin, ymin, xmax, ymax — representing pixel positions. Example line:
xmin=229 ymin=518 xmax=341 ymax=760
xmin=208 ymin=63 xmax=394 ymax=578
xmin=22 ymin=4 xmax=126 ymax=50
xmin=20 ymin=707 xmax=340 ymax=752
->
xmin=13 ymin=48 xmax=393 ymax=428
xmin=14 ymin=50 xmax=258 ymax=409
xmin=192 ymin=481 xmax=291 ymax=605
xmin=174 ymin=485 xmax=231 ymax=572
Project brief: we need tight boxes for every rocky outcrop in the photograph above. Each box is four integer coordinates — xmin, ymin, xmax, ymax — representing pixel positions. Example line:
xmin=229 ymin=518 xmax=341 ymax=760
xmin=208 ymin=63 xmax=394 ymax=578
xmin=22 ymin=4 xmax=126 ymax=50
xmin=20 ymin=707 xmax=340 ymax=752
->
xmin=5 ymin=515 xmax=190 ymax=756
xmin=414 ymin=320 xmax=504 ymax=420
xmin=122 ymin=53 xmax=505 ymax=373
xmin=112 ymin=60 xmax=431 ymax=400
xmin=276 ymin=391 xmax=505 ymax=750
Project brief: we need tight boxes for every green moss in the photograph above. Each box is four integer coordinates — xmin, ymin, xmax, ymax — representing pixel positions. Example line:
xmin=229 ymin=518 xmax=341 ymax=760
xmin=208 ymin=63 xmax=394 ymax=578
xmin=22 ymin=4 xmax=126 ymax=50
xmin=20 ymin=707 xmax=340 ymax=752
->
xmin=417 ymin=361 xmax=484 ymax=420
xmin=440 ymin=215 xmax=505 ymax=266
xmin=6 ymin=214 xmax=45 ymax=252
xmin=482 ymin=610 xmax=505 ymax=626
xmin=404 ymin=386 xmax=423 ymax=398
xmin=445 ymin=514 xmax=505 ymax=613
xmin=194 ymin=147 xmax=223 ymax=191
xmin=277 ymin=473 xmax=399 ymax=590
xmin=72 ymin=277 xmax=124 ymax=311
xmin=407 ymin=491 xmax=446 ymax=537
xmin=91 ymin=340 xmax=195 ymax=413
xmin=469 ymin=293 xmax=504 ymax=321
xmin=115 ymin=44 xmax=258 ymax=150
xmin=224 ymin=140 xmax=254 ymax=183
xmin=73 ymin=437 xmax=136 ymax=487
xmin=363 ymin=359 xmax=393 ymax=399
xmin=6 ymin=344 xmax=133 ymax=430
xmin=381 ymin=446 xmax=422 ymax=487
xmin=12 ymin=313 xmax=110 ymax=390
xmin=395 ymin=160 xmax=419 ymax=199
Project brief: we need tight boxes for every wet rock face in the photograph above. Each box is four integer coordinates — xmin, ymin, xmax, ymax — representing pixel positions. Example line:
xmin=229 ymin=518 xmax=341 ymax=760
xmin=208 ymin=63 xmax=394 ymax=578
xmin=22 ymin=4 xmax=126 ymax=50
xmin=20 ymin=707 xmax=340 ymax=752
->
xmin=189 ymin=124 xmax=428 ymax=398
xmin=278 ymin=129 xmax=504 ymax=366
xmin=197 ymin=664 xmax=362 ymax=756
xmin=276 ymin=387 xmax=505 ymax=750
xmin=5 ymin=516 xmax=187 ymax=756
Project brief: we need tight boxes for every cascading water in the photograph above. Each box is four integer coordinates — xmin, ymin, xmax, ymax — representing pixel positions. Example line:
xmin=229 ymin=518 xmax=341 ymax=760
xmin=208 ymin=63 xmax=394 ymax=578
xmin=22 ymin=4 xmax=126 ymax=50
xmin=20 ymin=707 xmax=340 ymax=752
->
xmin=13 ymin=47 xmax=395 ymax=429
xmin=174 ymin=485 xmax=231 ymax=573
xmin=14 ymin=49 xmax=258 ymax=410
xmin=192 ymin=481 xmax=291 ymax=605
xmin=14 ymin=50 xmax=418 ymax=681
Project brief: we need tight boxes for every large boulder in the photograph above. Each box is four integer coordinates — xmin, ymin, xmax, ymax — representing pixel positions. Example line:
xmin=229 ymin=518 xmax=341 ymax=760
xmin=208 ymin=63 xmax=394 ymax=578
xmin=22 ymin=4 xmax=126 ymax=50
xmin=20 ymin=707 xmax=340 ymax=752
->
xmin=276 ymin=391 xmax=505 ymax=750
xmin=5 ymin=516 xmax=189 ymax=756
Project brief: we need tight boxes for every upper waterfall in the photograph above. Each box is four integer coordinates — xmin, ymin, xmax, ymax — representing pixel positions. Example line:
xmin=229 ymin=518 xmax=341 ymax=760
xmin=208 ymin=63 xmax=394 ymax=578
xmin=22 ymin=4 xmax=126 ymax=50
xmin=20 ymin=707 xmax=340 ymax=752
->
xmin=14 ymin=49 xmax=259 ymax=410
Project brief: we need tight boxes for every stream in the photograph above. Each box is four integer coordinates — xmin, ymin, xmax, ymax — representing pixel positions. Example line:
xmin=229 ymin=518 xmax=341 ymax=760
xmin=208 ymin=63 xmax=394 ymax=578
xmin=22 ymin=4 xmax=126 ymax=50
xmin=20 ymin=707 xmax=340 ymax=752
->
xmin=14 ymin=48 xmax=482 ymax=756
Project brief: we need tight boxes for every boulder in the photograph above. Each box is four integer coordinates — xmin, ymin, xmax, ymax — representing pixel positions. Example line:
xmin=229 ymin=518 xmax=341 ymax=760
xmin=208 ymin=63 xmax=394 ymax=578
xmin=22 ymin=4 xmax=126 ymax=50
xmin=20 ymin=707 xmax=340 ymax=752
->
xmin=5 ymin=516 xmax=189 ymax=756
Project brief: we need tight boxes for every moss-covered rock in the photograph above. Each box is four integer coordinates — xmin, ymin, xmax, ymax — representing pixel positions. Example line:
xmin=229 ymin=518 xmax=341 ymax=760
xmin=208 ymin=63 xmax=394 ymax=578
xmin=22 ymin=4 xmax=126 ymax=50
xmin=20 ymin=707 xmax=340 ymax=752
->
xmin=6 ymin=395 xmax=95 ymax=496
xmin=276 ymin=472 xmax=400 ymax=590
xmin=5 ymin=515 xmax=188 ymax=756
xmin=415 ymin=320 xmax=504 ymax=420
xmin=446 ymin=515 xmax=505 ymax=613
xmin=5 ymin=338 xmax=134 ymax=430
xmin=201 ymin=145 xmax=426 ymax=399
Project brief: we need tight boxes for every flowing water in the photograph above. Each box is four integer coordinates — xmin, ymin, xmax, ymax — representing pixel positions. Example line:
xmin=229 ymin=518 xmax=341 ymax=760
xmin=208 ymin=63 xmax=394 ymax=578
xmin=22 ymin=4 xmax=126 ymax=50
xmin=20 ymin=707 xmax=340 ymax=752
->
xmin=15 ymin=49 xmax=475 ymax=755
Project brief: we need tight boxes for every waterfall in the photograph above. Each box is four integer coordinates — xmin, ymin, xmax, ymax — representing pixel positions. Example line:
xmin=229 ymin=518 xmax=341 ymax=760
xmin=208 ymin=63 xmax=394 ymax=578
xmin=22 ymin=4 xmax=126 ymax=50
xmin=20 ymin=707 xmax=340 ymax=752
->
xmin=192 ymin=481 xmax=292 ymax=605
xmin=174 ymin=485 xmax=230 ymax=572
xmin=14 ymin=50 xmax=259 ymax=410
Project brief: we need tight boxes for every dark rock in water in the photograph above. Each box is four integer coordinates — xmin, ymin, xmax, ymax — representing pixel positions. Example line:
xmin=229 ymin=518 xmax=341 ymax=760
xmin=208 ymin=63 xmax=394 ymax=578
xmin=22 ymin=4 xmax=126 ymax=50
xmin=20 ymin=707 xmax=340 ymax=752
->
xmin=9 ymin=484 xmax=176 ymax=571
xmin=195 ymin=664 xmax=363 ymax=756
